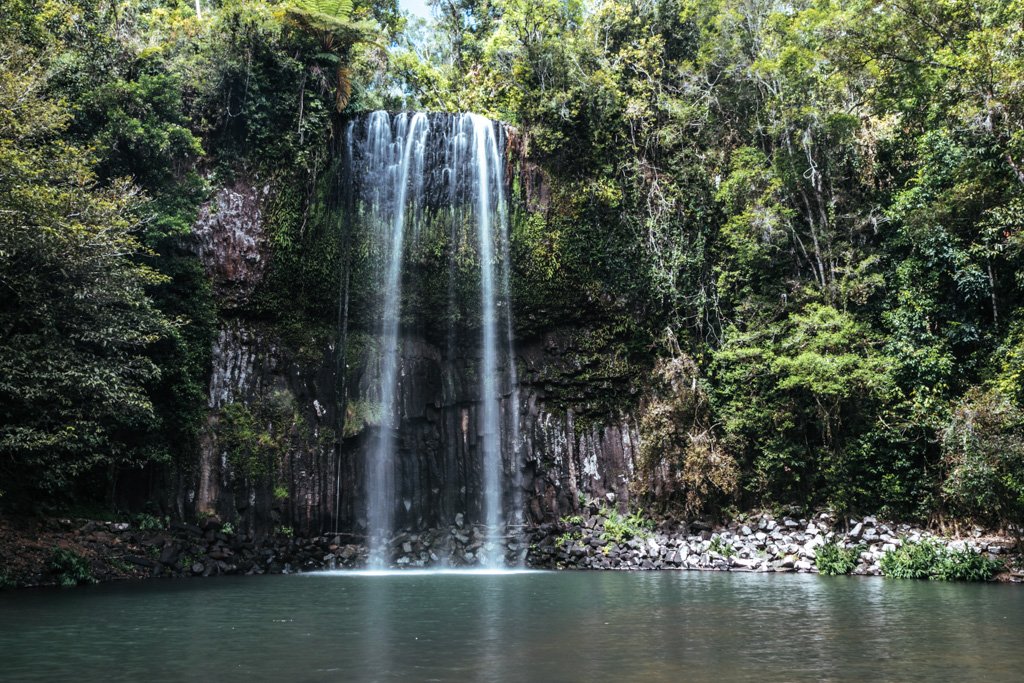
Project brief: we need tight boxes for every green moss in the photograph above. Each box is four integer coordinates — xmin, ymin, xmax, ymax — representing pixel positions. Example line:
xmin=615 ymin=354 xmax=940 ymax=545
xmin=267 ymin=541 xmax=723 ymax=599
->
xmin=343 ymin=399 xmax=384 ymax=437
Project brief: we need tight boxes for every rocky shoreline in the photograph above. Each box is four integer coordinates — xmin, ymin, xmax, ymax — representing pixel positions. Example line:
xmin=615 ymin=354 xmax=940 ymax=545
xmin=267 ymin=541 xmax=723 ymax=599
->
xmin=1 ymin=510 xmax=1020 ymax=589
xmin=525 ymin=508 xmax=1022 ymax=580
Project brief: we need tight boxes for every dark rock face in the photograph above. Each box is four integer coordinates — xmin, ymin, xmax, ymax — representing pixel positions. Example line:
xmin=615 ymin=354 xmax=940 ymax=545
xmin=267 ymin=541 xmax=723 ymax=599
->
xmin=192 ymin=181 xmax=270 ymax=308
xmin=193 ymin=319 xmax=642 ymax=536
xmin=187 ymin=162 xmax=646 ymax=538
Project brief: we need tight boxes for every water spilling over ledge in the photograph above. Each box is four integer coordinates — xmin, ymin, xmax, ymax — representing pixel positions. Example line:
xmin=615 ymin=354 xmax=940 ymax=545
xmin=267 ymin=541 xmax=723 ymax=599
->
xmin=342 ymin=111 xmax=521 ymax=567
xmin=190 ymin=115 xmax=643 ymax=552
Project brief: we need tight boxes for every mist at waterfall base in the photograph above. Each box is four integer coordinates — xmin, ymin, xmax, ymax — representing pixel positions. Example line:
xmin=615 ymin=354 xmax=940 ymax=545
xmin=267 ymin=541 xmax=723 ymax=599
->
xmin=344 ymin=112 xmax=520 ymax=569
xmin=3 ymin=572 xmax=1024 ymax=682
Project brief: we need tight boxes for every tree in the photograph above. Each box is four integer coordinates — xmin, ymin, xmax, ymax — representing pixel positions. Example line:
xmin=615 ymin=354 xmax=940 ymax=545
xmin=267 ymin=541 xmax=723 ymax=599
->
xmin=285 ymin=0 xmax=378 ymax=111
xmin=941 ymin=388 xmax=1024 ymax=543
xmin=0 ymin=41 xmax=170 ymax=502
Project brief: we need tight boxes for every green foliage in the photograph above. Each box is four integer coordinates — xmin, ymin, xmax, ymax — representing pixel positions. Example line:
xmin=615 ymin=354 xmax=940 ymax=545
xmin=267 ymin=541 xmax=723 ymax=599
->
xmin=560 ymin=515 xmax=584 ymax=526
xmin=941 ymin=388 xmax=1024 ymax=533
xmin=217 ymin=392 xmax=298 ymax=481
xmin=815 ymin=541 xmax=861 ymax=576
xmin=599 ymin=507 xmax=653 ymax=544
xmin=712 ymin=304 xmax=897 ymax=510
xmin=637 ymin=349 xmax=738 ymax=515
xmin=880 ymin=539 xmax=945 ymax=580
xmin=0 ymin=38 xmax=172 ymax=501
xmin=133 ymin=513 xmax=167 ymax=532
xmin=708 ymin=536 xmax=735 ymax=559
xmin=881 ymin=538 xmax=1000 ymax=582
xmin=343 ymin=399 xmax=385 ymax=437
xmin=555 ymin=530 xmax=582 ymax=549
xmin=285 ymin=0 xmax=379 ymax=110
xmin=49 ymin=548 xmax=96 ymax=588
xmin=931 ymin=548 xmax=1002 ymax=583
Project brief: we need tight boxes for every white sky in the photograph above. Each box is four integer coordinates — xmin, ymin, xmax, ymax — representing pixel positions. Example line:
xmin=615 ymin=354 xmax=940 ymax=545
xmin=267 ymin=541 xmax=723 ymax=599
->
xmin=399 ymin=0 xmax=432 ymax=19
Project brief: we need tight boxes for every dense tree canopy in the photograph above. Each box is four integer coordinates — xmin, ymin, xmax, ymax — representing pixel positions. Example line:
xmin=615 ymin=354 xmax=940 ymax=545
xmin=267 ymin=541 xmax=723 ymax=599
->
xmin=1 ymin=0 xmax=1022 ymax=527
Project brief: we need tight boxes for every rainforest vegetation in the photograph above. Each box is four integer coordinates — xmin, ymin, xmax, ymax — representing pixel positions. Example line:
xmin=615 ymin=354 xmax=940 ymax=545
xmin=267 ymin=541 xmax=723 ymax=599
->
xmin=1 ymin=0 xmax=1023 ymax=532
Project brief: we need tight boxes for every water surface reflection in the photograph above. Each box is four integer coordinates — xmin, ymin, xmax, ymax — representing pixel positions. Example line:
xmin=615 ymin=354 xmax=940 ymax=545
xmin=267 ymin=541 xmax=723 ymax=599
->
xmin=0 ymin=571 xmax=1020 ymax=681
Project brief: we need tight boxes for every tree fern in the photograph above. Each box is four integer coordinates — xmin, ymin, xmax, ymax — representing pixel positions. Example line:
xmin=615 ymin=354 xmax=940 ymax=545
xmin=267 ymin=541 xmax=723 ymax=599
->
xmin=284 ymin=0 xmax=375 ymax=111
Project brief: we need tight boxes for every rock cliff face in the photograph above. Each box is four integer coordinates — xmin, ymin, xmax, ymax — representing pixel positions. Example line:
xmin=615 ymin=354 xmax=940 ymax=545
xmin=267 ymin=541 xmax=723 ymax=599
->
xmin=188 ymin=167 xmax=647 ymax=540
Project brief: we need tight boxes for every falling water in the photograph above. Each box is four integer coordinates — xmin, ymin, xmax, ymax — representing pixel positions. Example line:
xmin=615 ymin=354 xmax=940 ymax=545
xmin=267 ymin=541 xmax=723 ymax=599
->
xmin=347 ymin=111 xmax=519 ymax=568
xmin=466 ymin=114 xmax=503 ymax=567
xmin=357 ymin=112 xmax=429 ymax=568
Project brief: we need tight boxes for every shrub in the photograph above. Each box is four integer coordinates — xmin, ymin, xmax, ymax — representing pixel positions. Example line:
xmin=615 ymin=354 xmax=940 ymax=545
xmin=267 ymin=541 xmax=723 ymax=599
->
xmin=816 ymin=541 xmax=861 ymax=576
xmin=599 ymin=507 xmax=653 ymax=544
xmin=49 ymin=548 xmax=96 ymax=588
xmin=880 ymin=539 xmax=943 ymax=579
xmin=931 ymin=549 xmax=1001 ymax=582
xmin=133 ymin=513 xmax=167 ymax=531
xmin=555 ymin=531 xmax=581 ymax=549
xmin=881 ymin=539 xmax=1000 ymax=582
xmin=708 ymin=535 xmax=735 ymax=558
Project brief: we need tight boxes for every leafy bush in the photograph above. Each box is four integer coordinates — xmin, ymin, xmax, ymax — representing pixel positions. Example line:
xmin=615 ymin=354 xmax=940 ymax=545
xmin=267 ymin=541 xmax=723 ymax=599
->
xmin=815 ymin=541 xmax=861 ymax=576
xmin=881 ymin=539 xmax=1000 ymax=582
xmin=880 ymin=539 xmax=944 ymax=579
xmin=49 ymin=549 xmax=96 ymax=588
xmin=931 ymin=549 xmax=1002 ymax=582
xmin=708 ymin=536 xmax=735 ymax=558
xmin=599 ymin=507 xmax=653 ymax=544
xmin=133 ymin=513 xmax=167 ymax=532
xmin=637 ymin=353 xmax=739 ymax=515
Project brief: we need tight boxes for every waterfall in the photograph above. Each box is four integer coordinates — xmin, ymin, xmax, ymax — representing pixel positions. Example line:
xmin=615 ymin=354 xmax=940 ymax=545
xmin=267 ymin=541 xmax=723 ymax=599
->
xmin=356 ymin=112 xmax=429 ymax=567
xmin=346 ymin=111 xmax=520 ymax=568
xmin=465 ymin=113 xmax=503 ymax=568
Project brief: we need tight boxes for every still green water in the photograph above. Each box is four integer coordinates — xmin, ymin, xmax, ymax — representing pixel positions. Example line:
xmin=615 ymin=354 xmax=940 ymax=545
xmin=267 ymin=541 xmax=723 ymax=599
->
xmin=1 ymin=570 xmax=1021 ymax=682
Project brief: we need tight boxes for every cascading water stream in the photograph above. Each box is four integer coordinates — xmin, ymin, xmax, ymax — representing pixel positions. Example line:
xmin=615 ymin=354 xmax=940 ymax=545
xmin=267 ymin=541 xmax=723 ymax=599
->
xmin=467 ymin=114 xmax=503 ymax=568
xmin=362 ymin=112 xmax=429 ymax=568
xmin=347 ymin=111 xmax=520 ymax=568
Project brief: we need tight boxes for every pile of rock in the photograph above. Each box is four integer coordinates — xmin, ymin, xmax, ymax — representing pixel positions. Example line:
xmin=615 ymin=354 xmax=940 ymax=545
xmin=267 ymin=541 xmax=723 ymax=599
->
xmin=3 ymin=510 xmax=1018 ymax=587
xmin=526 ymin=509 xmax=1018 ymax=578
